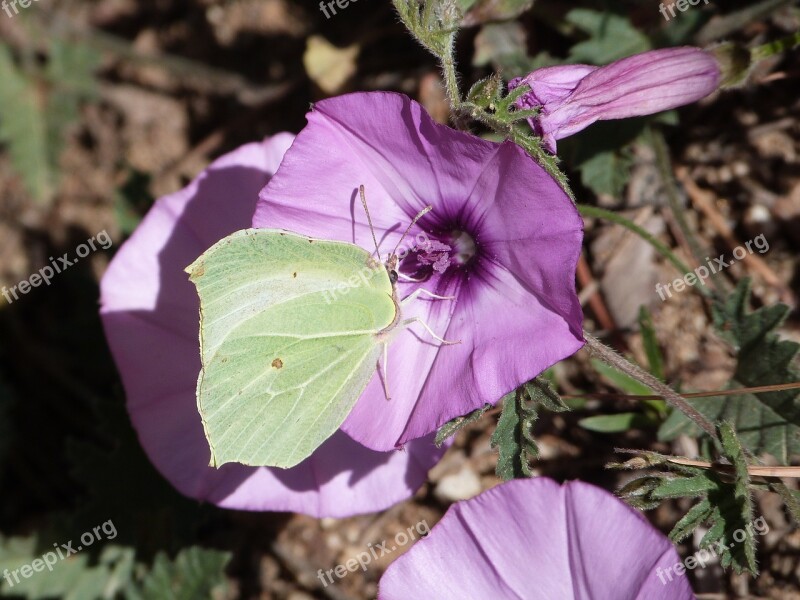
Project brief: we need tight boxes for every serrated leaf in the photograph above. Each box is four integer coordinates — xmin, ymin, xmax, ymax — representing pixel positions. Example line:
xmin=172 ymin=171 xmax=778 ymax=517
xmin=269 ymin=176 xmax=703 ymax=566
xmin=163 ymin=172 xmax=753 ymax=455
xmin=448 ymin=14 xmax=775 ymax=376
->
xmin=617 ymin=424 xmax=758 ymax=575
xmin=127 ymin=547 xmax=231 ymax=600
xmin=491 ymin=390 xmax=535 ymax=480
xmin=524 ymin=377 xmax=567 ymax=413
xmin=651 ymin=473 xmax=719 ymax=499
xmin=565 ymin=9 xmax=652 ymax=64
xmin=435 ymin=403 xmax=492 ymax=446
xmin=670 ymin=498 xmax=713 ymax=542
xmin=490 ymin=377 xmax=566 ymax=480
xmin=659 ymin=279 xmax=800 ymax=464
xmin=0 ymin=535 xmax=134 ymax=600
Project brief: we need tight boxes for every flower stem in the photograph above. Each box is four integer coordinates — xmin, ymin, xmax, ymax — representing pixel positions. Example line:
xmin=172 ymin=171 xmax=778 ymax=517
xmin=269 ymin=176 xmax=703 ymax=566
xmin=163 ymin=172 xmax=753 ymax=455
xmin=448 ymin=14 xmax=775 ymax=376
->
xmin=583 ymin=332 xmax=719 ymax=441
xmin=441 ymin=54 xmax=462 ymax=108
xmin=751 ymin=31 xmax=800 ymax=61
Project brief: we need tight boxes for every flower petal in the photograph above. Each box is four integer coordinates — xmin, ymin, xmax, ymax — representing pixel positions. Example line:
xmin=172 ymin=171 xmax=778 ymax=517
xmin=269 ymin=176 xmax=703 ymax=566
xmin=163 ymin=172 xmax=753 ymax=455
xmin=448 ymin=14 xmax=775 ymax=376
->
xmin=255 ymin=93 xmax=584 ymax=451
xmin=515 ymin=47 xmax=721 ymax=152
xmin=511 ymin=64 xmax=597 ymax=107
xmin=100 ymin=135 xmax=445 ymax=517
xmin=379 ymin=478 xmax=694 ymax=599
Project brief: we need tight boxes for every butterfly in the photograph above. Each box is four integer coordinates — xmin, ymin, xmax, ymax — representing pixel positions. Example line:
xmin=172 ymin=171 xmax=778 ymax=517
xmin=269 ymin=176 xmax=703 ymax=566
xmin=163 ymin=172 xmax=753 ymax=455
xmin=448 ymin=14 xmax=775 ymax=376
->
xmin=187 ymin=186 xmax=455 ymax=469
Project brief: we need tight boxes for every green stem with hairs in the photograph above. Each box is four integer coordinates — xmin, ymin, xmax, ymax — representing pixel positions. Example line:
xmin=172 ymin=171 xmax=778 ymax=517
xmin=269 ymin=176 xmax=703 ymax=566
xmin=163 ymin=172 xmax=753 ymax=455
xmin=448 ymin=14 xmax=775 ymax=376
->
xmin=751 ymin=31 xmax=800 ymax=61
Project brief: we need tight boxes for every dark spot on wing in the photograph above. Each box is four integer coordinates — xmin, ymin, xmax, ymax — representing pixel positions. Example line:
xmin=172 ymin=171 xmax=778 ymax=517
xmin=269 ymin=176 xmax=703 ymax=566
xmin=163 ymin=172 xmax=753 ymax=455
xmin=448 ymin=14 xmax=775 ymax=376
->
xmin=272 ymin=358 xmax=283 ymax=369
xmin=292 ymin=272 xmax=297 ymax=278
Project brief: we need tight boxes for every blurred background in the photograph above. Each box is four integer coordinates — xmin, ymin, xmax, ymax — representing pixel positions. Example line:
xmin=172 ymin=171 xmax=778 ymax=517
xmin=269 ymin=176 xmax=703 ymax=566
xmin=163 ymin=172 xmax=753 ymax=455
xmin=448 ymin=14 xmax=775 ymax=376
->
xmin=0 ymin=0 xmax=799 ymax=598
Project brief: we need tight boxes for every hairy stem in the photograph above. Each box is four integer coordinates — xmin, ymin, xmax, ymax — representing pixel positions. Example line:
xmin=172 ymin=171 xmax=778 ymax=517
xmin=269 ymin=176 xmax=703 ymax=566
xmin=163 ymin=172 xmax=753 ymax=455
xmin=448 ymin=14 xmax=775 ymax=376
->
xmin=584 ymin=332 xmax=719 ymax=440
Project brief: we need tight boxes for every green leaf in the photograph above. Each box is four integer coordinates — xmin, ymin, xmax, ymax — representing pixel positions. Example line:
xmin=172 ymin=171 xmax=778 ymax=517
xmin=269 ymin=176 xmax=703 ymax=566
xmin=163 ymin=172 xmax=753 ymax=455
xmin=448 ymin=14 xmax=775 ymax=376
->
xmin=466 ymin=74 xmax=503 ymax=110
xmin=127 ymin=547 xmax=231 ymax=600
xmin=565 ymin=9 xmax=652 ymax=64
xmin=490 ymin=378 xmax=567 ymax=480
xmin=591 ymin=358 xmax=654 ymax=396
xmin=638 ymin=306 xmax=665 ymax=381
xmin=769 ymin=482 xmax=800 ymax=524
xmin=576 ymin=148 xmax=634 ymax=197
xmin=578 ymin=412 xmax=651 ymax=433
xmin=113 ymin=170 xmax=154 ymax=237
xmin=460 ymin=0 xmax=533 ymax=26
xmin=45 ymin=39 xmax=101 ymax=170
xmin=0 ymin=535 xmax=135 ymax=600
xmin=436 ymin=403 xmax=492 ymax=447
xmin=659 ymin=279 xmax=800 ymax=464
xmin=0 ymin=45 xmax=52 ymax=203
xmin=0 ymin=40 xmax=99 ymax=205
xmin=616 ymin=423 xmax=758 ymax=575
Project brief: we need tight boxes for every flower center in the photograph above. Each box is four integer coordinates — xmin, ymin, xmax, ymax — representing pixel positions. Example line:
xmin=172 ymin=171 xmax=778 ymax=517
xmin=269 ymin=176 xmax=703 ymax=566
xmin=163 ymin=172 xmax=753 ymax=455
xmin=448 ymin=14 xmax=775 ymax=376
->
xmin=400 ymin=227 xmax=479 ymax=281
xmin=449 ymin=230 xmax=476 ymax=266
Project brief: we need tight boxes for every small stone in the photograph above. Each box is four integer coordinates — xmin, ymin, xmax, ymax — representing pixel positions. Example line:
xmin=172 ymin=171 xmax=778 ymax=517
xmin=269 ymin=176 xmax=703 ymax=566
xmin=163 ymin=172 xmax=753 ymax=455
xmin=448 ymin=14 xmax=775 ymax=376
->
xmin=434 ymin=466 xmax=482 ymax=502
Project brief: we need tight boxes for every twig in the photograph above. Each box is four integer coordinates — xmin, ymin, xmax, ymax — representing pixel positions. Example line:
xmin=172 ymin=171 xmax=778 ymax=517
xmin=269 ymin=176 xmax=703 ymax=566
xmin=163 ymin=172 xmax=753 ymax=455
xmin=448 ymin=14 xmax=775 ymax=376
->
xmin=666 ymin=456 xmax=800 ymax=480
xmin=676 ymin=167 xmax=794 ymax=304
xmin=564 ymin=381 xmax=800 ymax=402
xmin=575 ymin=254 xmax=617 ymax=336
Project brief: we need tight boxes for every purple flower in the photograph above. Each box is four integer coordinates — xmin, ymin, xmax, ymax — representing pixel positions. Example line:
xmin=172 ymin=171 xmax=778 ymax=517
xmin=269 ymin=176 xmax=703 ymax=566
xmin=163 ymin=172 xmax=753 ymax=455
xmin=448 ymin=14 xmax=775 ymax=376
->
xmin=379 ymin=478 xmax=694 ymax=599
xmin=254 ymin=92 xmax=584 ymax=452
xmin=99 ymin=135 xmax=446 ymax=517
xmin=510 ymin=47 xmax=721 ymax=152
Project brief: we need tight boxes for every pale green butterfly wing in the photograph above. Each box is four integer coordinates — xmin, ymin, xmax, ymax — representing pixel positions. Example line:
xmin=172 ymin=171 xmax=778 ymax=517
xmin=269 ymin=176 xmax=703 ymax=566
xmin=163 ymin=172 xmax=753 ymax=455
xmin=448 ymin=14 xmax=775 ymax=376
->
xmin=186 ymin=229 xmax=397 ymax=469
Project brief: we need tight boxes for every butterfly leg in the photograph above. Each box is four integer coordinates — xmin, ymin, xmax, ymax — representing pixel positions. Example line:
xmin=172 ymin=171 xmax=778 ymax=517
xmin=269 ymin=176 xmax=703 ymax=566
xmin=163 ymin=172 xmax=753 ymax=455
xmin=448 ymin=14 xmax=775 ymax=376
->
xmin=401 ymin=317 xmax=460 ymax=345
xmin=377 ymin=342 xmax=391 ymax=401
xmin=401 ymin=287 xmax=456 ymax=305
xmin=397 ymin=272 xmax=423 ymax=283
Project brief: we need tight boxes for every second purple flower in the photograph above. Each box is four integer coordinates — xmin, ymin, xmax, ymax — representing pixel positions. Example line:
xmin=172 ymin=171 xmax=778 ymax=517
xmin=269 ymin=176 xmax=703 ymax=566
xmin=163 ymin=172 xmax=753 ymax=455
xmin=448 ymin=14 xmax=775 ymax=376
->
xmin=510 ymin=47 xmax=722 ymax=152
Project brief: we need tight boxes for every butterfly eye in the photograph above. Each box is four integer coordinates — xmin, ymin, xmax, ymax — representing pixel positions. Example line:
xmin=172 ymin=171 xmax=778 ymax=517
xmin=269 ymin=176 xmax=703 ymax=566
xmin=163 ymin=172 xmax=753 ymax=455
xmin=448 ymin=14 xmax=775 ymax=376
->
xmin=389 ymin=270 xmax=399 ymax=285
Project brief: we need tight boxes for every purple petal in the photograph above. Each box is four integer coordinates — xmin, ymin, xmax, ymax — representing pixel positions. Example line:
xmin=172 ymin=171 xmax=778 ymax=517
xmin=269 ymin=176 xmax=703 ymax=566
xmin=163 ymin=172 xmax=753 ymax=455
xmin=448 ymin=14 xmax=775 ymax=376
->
xmin=254 ymin=92 xmax=584 ymax=451
xmin=510 ymin=64 xmax=597 ymax=106
xmin=100 ymin=135 xmax=445 ymax=517
xmin=379 ymin=478 xmax=694 ymax=599
xmin=516 ymin=47 xmax=721 ymax=152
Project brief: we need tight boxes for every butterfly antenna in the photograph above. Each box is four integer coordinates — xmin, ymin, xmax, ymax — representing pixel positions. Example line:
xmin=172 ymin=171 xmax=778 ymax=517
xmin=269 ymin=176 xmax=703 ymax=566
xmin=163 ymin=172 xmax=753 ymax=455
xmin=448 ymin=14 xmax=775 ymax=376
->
xmin=359 ymin=185 xmax=382 ymax=262
xmin=392 ymin=205 xmax=433 ymax=257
